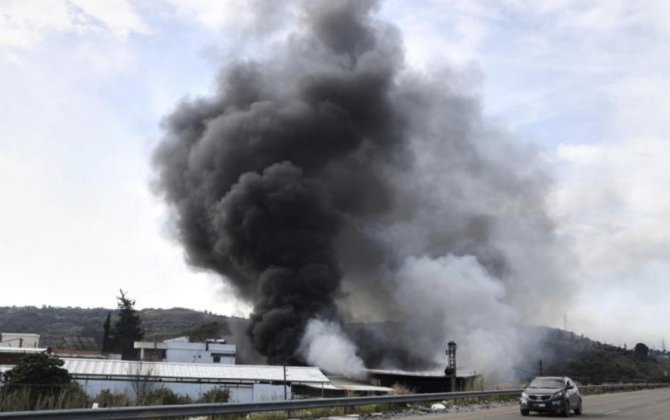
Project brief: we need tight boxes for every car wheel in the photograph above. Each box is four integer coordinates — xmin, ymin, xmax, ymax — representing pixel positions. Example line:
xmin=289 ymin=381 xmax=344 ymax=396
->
xmin=562 ymin=400 xmax=571 ymax=417
xmin=574 ymin=400 xmax=582 ymax=415
xmin=520 ymin=408 xmax=530 ymax=416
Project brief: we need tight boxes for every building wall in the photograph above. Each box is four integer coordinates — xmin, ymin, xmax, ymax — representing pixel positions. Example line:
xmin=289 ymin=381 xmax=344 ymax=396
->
xmin=0 ymin=333 xmax=40 ymax=348
xmin=369 ymin=373 xmax=482 ymax=393
xmin=0 ymin=348 xmax=46 ymax=365
xmin=253 ymin=383 xmax=291 ymax=402
xmin=76 ymin=378 xmax=290 ymax=403
xmin=164 ymin=342 xmax=236 ymax=364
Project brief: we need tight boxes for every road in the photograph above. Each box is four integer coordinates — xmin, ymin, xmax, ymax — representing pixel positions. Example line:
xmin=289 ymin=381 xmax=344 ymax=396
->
xmin=397 ymin=388 xmax=670 ymax=420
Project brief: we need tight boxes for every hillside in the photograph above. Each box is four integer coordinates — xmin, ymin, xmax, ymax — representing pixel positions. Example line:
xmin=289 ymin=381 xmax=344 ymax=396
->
xmin=520 ymin=326 xmax=670 ymax=384
xmin=0 ymin=306 xmax=234 ymax=346
xmin=1 ymin=306 xmax=668 ymax=383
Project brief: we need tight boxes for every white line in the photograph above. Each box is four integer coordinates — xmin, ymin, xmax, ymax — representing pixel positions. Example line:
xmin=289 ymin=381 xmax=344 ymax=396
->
xmin=605 ymin=409 xmax=621 ymax=415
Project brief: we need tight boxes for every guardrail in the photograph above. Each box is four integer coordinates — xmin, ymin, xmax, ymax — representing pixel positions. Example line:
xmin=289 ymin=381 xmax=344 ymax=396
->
xmin=0 ymin=383 xmax=667 ymax=419
xmin=580 ymin=383 xmax=669 ymax=394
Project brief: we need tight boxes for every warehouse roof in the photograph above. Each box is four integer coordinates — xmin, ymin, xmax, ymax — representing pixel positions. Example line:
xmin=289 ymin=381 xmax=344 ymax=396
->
xmin=366 ymin=368 xmax=478 ymax=378
xmin=302 ymin=376 xmax=391 ymax=393
xmin=0 ymin=347 xmax=47 ymax=354
xmin=62 ymin=358 xmax=329 ymax=384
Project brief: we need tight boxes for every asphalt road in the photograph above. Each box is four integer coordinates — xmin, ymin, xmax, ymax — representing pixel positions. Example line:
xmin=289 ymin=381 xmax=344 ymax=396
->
xmin=397 ymin=388 xmax=670 ymax=420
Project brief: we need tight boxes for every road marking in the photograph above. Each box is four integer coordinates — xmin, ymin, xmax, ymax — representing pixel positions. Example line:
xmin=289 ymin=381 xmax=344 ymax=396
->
xmin=605 ymin=409 xmax=621 ymax=415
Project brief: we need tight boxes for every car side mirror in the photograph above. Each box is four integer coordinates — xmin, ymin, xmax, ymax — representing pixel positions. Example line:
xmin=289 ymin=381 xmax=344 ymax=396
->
xmin=566 ymin=383 xmax=573 ymax=390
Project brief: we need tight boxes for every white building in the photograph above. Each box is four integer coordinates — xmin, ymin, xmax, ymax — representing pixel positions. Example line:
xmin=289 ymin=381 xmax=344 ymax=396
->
xmin=134 ymin=337 xmax=236 ymax=364
xmin=0 ymin=333 xmax=40 ymax=348
xmin=0 ymin=346 xmax=47 ymax=366
xmin=63 ymin=358 xmax=330 ymax=402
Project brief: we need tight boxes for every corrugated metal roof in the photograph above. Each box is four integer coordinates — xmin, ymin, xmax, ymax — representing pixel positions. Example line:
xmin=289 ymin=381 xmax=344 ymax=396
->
xmin=318 ymin=377 xmax=392 ymax=392
xmin=62 ymin=359 xmax=329 ymax=384
xmin=330 ymin=378 xmax=392 ymax=393
xmin=366 ymin=368 xmax=478 ymax=378
xmin=0 ymin=347 xmax=47 ymax=354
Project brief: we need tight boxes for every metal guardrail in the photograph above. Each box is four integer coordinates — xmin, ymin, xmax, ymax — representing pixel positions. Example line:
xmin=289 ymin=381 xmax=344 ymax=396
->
xmin=580 ymin=383 xmax=669 ymax=393
xmin=0 ymin=383 xmax=667 ymax=419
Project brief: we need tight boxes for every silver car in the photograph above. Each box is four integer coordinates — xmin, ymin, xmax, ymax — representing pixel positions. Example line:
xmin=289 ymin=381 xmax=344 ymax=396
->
xmin=520 ymin=376 xmax=583 ymax=416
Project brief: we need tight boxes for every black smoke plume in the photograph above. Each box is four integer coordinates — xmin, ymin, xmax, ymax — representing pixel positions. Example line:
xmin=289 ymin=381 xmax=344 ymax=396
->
xmin=154 ymin=0 xmax=405 ymax=363
xmin=154 ymin=0 xmax=570 ymax=374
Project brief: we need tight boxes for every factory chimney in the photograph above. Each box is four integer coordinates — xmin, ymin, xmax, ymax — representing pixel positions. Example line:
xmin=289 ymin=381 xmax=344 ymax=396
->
xmin=445 ymin=341 xmax=457 ymax=391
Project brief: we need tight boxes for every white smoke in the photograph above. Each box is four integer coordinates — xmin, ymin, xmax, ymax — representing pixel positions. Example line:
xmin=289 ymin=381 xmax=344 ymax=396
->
xmin=299 ymin=318 xmax=366 ymax=379
xmin=393 ymin=255 xmax=523 ymax=383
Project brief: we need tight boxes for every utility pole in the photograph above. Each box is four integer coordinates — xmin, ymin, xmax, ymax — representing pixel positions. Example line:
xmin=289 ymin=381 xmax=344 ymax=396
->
xmin=539 ymin=359 xmax=543 ymax=376
xmin=283 ymin=364 xmax=288 ymax=400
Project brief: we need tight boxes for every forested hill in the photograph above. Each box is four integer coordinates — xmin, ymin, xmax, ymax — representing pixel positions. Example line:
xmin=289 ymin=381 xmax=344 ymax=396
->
xmin=0 ymin=306 xmax=247 ymax=348
xmin=534 ymin=326 xmax=670 ymax=384
xmin=2 ymin=306 xmax=669 ymax=383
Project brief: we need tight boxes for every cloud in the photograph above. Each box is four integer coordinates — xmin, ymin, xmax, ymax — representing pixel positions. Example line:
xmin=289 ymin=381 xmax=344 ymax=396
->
xmin=5 ymin=52 xmax=24 ymax=67
xmin=0 ymin=0 xmax=148 ymax=49
xmin=162 ymin=0 xmax=297 ymax=36
xmin=70 ymin=0 xmax=149 ymax=39
xmin=553 ymin=136 xmax=670 ymax=344
xmin=0 ymin=0 xmax=72 ymax=48
xmin=554 ymin=137 xmax=670 ymax=275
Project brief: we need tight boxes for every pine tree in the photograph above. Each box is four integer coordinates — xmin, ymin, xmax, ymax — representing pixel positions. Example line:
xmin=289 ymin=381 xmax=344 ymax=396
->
xmin=101 ymin=311 xmax=111 ymax=353
xmin=109 ymin=290 xmax=144 ymax=360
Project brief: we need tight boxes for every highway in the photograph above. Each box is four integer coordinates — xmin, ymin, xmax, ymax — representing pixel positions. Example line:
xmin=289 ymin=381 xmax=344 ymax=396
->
xmin=397 ymin=388 xmax=670 ymax=419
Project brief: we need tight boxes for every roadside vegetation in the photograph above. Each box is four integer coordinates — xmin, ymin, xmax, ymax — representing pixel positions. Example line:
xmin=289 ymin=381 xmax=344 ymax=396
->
xmin=0 ymin=352 xmax=86 ymax=411
xmin=0 ymin=352 xmax=229 ymax=412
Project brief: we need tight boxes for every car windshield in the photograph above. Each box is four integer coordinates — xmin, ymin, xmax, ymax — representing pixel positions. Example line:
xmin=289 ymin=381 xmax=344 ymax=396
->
xmin=528 ymin=378 xmax=564 ymax=389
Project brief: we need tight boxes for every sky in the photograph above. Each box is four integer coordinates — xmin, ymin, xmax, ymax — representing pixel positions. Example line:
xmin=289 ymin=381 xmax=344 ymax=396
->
xmin=1 ymin=0 xmax=669 ymax=350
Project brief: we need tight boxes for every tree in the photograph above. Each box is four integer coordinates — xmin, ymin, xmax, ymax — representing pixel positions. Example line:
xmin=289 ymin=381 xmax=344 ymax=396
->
xmin=102 ymin=311 xmax=111 ymax=353
xmin=109 ymin=290 xmax=144 ymax=360
xmin=634 ymin=342 xmax=649 ymax=360
xmin=1 ymin=353 xmax=74 ymax=406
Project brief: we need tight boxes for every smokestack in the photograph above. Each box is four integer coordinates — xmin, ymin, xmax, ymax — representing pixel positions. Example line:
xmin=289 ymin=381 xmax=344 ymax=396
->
xmin=445 ymin=341 xmax=457 ymax=391
xmin=153 ymin=0 xmax=570 ymax=379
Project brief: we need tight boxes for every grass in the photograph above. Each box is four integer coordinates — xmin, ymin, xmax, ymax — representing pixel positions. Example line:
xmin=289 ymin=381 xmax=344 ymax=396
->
xmin=0 ymin=385 xmax=228 ymax=412
xmin=0 ymin=385 xmax=89 ymax=412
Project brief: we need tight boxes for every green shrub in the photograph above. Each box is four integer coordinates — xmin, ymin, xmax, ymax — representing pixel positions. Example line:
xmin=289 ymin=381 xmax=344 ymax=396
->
xmin=0 ymin=353 xmax=83 ymax=410
xmin=198 ymin=387 xmax=230 ymax=403
xmin=94 ymin=389 xmax=132 ymax=407
xmin=0 ymin=384 xmax=89 ymax=412
xmin=138 ymin=387 xmax=192 ymax=405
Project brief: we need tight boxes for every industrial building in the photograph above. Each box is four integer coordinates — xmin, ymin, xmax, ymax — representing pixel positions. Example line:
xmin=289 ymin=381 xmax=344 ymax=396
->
xmin=297 ymin=376 xmax=392 ymax=397
xmin=62 ymin=358 xmax=329 ymax=401
xmin=0 ymin=333 xmax=47 ymax=365
xmin=0 ymin=332 xmax=40 ymax=348
xmin=0 ymin=346 xmax=48 ymax=365
xmin=366 ymin=368 xmax=482 ymax=393
xmin=134 ymin=336 xmax=236 ymax=364
xmin=1 ymin=332 xmax=474 ymax=401
xmin=0 ymin=332 xmax=328 ymax=402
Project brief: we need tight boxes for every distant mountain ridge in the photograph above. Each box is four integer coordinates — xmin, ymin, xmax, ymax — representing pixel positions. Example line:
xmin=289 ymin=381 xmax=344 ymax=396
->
xmin=1 ymin=306 xmax=668 ymax=383
xmin=0 ymin=306 xmax=241 ymax=347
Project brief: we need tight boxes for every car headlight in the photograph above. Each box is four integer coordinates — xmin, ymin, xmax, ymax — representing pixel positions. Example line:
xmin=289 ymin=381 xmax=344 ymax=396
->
xmin=552 ymin=391 xmax=564 ymax=399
